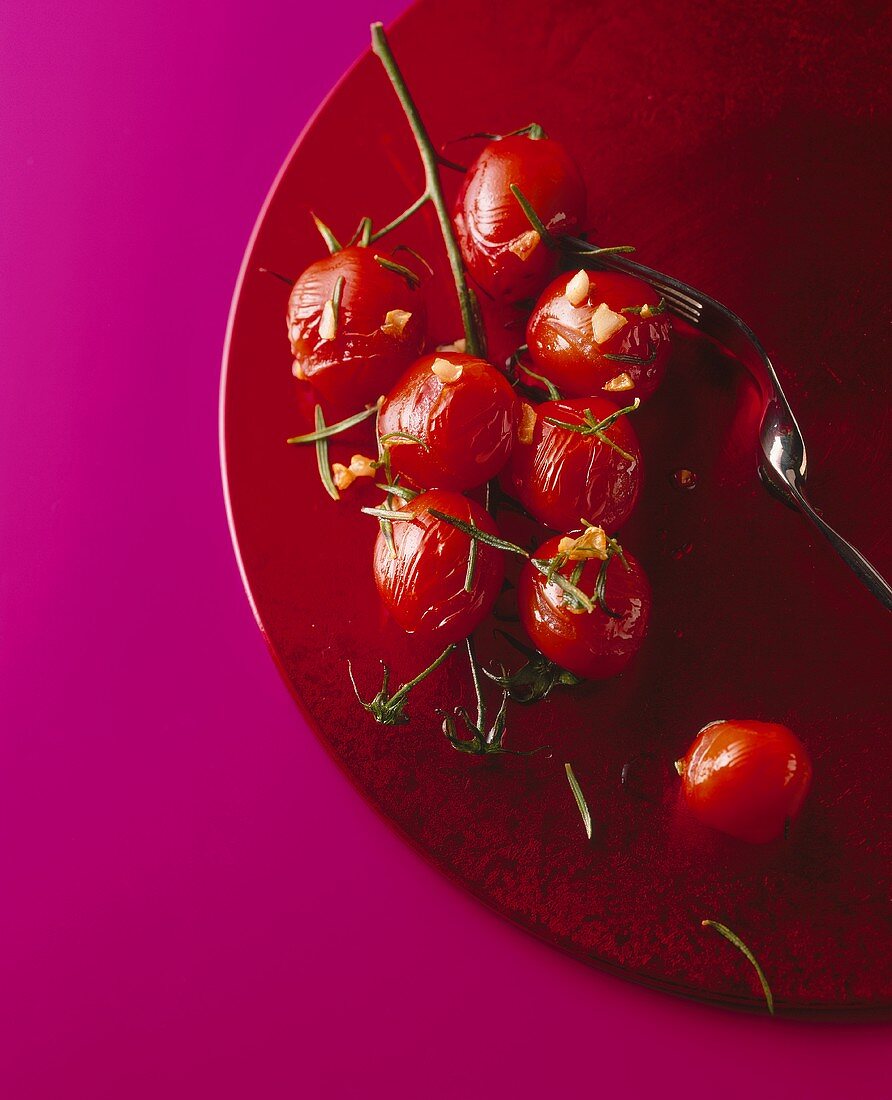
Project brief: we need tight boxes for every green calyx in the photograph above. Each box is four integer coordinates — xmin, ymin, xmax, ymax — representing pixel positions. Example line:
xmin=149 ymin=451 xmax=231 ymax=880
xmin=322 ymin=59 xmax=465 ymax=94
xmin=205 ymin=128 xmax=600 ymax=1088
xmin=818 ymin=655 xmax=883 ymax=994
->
xmin=349 ymin=645 xmax=455 ymax=726
xmin=483 ymin=631 xmax=581 ymax=705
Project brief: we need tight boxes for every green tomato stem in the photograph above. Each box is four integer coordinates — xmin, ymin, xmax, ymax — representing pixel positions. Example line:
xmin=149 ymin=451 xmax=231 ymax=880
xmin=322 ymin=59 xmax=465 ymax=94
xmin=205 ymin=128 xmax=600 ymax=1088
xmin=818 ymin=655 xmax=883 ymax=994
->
xmin=371 ymin=22 xmax=484 ymax=357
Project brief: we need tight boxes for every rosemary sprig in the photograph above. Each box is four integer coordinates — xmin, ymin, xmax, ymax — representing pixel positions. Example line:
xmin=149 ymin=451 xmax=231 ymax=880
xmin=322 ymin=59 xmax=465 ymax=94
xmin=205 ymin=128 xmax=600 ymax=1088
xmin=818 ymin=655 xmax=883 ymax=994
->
xmin=361 ymin=505 xmax=415 ymax=522
xmin=376 ymin=478 xmax=406 ymax=559
xmin=604 ymin=344 xmax=658 ymax=367
xmin=375 ymin=482 xmax=418 ymax=502
xmin=562 ymin=241 xmax=636 ymax=258
xmin=448 ymin=122 xmax=548 ymax=143
xmin=507 ymin=191 xmax=636 ymax=262
xmin=464 ymin=537 xmax=479 ymax=593
xmin=544 ymin=398 xmax=640 ymax=462
xmin=286 ymin=401 xmax=379 ymax=445
xmin=530 ymin=557 xmax=595 ymax=613
xmin=509 ymin=184 xmax=554 ymax=247
xmin=560 ymin=233 xmax=636 ymax=259
xmin=312 ymin=405 xmax=339 ymax=501
xmin=701 ymin=920 xmax=775 ymax=1016
xmin=427 ymin=509 xmax=530 ymax=557
xmin=565 ymin=763 xmax=593 ymax=839
xmin=379 ymin=430 xmax=429 ymax=451
xmin=258 ymin=266 xmax=294 ymax=286
xmin=621 ymin=298 xmax=667 ymax=317
xmin=593 ymin=536 xmax=629 ymax=618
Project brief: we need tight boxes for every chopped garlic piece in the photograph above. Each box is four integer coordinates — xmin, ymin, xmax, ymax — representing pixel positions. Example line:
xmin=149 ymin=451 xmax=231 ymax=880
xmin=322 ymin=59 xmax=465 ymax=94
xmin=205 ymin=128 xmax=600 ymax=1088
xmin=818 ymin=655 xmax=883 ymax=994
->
xmin=431 ymin=357 xmax=463 ymax=383
xmin=292 ymin=359 xmax=306 ymax=380
xmin=565 ymin=269 xmax=590 ymax=306
xmin=331 ymin=462 xmax=353 ymax=490
xmin=348 ymin=453 xmax=376 ymax=479
xmin=518 ymin=402 xmax=537 ymax=445
xmin=381 ymin=308 xmax=412 ymax=336
xmin=640 ymin=303 xmax=653 ymax=319
xmin=507 ymin=229 xmax=540 ymax=261
xmin=436 ymin=338 xmax=467 ymax=354
xmin=318 ymin=299 xmax=337 ymax=341
xmin=603 ymin=371 xmax=634 ymax=392
xmin=591 ymin=302 xmax=628 ymax=345
xmin=332 ymin=453 xmax=377 ymax=492
xmin=557 ymin=526 xmax=609 ymax=561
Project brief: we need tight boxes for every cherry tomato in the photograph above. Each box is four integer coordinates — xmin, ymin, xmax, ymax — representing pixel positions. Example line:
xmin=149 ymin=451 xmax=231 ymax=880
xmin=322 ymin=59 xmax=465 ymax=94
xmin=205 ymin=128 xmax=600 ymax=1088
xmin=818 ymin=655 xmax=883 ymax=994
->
xmin=287 ymin=246 xmax=426 ymax=417
xmin=678 ymin=720 xmax=813 ymax=843
xmin=517 ymin=534 xmax=650 ymax=679
xmin=526 ymin=270 xmax=672 ymax=401
xmin=377 ymin=353 xmax=519 ymax=491
xmin=500 ymin=396 xmax=642 ymax=533
xmin=373 ymin=489 xmax=505 ymax=646
xmin=454 ymin=134 xmax=586 ymax=304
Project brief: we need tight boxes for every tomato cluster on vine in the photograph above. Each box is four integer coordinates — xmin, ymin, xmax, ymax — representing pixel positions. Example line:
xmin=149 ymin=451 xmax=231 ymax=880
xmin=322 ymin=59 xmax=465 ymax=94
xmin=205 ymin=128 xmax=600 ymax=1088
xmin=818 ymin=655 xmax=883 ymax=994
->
xmin=274 ymin=22 xmax=814 ymax=847
xmin=283 ymin=124 xmax=664 ymax=731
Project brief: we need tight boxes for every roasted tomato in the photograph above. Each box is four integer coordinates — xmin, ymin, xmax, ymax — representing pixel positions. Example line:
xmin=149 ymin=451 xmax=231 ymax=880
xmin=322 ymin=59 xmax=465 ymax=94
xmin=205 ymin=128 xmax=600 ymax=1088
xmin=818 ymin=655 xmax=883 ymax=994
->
xmin=377 ymin=353 xmax=519 ymax=491
xmin=526 ymin=269 xmax=672 ymax=401
xmin=500 ymin=396 xmax=642 ymax=533
xmin=517 ymin=531 xmax=650 ymax=679
xmin=677 ymin=720 xmax=813 ymax=843
xmin=372 ymin=489 xmax=505 ymax=645
xmin=287 ymin=246 xmax=426 ymax=416
xmin=454 ymin=133 xmax=586 ymax=304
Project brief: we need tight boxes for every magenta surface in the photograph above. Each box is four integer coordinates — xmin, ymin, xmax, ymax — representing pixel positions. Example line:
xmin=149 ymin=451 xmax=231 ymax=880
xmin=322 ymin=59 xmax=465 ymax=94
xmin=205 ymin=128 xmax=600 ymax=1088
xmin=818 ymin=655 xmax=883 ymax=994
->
xmin=2 ymin=0 xmax=890 ymax=1096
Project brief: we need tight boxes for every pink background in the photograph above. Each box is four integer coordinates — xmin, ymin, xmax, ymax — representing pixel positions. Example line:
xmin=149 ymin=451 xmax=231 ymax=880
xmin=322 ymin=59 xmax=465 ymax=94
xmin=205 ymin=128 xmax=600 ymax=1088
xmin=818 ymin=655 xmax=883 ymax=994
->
xmin=1 ymin=1 xmax=887 ymax=1096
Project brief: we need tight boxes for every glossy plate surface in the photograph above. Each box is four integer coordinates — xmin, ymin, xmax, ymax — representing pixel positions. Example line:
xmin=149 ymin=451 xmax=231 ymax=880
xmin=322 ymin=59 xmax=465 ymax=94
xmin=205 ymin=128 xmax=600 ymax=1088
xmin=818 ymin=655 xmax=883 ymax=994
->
xmin=221 ymin=0 xmax=891 ymax=1014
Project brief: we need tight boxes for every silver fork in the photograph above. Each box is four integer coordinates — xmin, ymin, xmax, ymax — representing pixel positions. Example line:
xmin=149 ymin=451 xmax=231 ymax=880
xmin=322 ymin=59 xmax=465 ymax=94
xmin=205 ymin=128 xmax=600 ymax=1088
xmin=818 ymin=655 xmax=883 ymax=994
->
xmin=582 ymin=248 xmax=892 ymax=611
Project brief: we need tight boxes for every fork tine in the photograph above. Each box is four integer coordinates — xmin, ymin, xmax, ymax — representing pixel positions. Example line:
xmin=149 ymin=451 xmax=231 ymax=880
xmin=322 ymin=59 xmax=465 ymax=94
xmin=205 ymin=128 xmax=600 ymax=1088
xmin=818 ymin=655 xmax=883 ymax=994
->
xmin=650 ymin=289 xmax=701 ymax=322
xmin=587 ymin=252 xmax=704 ymax=320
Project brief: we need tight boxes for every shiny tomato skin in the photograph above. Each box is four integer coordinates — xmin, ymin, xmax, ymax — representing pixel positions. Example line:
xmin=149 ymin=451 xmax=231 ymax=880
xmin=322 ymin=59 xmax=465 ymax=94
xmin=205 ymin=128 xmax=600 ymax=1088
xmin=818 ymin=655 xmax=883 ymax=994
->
xmin=679 ymin=720 xmax=813 ymax=844
xmin=518 ymin=535 xmax=651 ymax=679
xmin=373 ymin=490 xmax=505 ymax=646
xmin=287 ymin=246 xmax=426 ymax=417
xmin=454 ymin=135 xmax=587 ymax=304
xmin=501 ymin=397 xmax=642 ymax=533
xmin=526 ymin=270 xmax=672 ymax=401
xmin=378 ymin=353 xmax=519 ymax=491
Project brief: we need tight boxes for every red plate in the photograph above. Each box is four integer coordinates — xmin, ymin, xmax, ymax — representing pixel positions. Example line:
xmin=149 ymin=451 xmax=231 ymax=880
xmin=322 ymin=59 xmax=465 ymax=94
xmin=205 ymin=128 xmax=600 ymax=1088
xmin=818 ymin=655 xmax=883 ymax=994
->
xmin=221 ymin=0 xmax=892 ymax=1014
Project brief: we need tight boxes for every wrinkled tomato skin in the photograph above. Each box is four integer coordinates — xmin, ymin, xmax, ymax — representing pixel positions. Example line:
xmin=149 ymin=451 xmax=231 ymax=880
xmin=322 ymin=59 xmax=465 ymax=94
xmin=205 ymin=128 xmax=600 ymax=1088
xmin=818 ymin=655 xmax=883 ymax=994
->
xmin=287 ymin=247 xmax=426 ymax=417
xmin=501 ymin=397 xmax=642 ymax=533
xmin=372 ymin=490 xmax=505 ymax=645
xmin=679 ymin=720 xmax=813 ymax=844
xmin=526 ymin=270 xmax=672 ymax=401
xmin=518 ymin=535 xmax=651 ymax=679
xmin=454 ymin=135 xmax=587 ymax=304
xmin=378 ymin=353 xmax=519 ymax=491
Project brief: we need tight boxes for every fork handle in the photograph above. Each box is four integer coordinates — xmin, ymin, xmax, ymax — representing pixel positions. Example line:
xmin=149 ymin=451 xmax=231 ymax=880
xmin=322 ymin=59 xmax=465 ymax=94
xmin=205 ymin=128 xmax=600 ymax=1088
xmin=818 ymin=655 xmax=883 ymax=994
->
xmin=787 ymin=479 xmax=892 ymax=611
